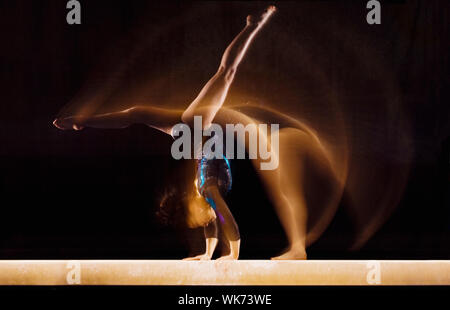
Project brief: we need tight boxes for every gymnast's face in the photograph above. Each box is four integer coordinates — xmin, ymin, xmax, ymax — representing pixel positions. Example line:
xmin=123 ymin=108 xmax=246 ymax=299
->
xmin=185 ymin=195 xmax=216 ymax=228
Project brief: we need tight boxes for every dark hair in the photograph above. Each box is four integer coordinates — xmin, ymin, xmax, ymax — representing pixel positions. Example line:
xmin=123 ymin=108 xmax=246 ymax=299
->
xmin=155 ymin=187 xmax=188 ymax=227
xmin=155 ymin=159 xmax=198 ymax=227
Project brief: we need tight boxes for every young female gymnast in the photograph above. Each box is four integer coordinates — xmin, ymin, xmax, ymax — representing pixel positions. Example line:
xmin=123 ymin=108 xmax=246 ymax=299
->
xmin=53 ymin=5 xmax=343 ymax=260
xmin=54 ymin=6 xmax=277 ymax=260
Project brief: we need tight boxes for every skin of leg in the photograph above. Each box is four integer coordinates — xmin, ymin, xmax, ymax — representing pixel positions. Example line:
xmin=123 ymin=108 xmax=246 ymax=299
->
xmin=256 ymin=163 xmax=308 ymax=260
xmin=278 ymin=129 xmax=343 ymax=248
xmin=53 ymin=106 xmax=183 ymax=136
xmin=212 ymin=109 xmax=309 ymax=259
xmin=270 ymin=129 xmax=343 ymax=259
xmin=54 ymin=7 xmax=277 ymax=134
xmin=181 ymin=6 xmax=276 ymax=130
xmin=269 ymin=132 xmax=308 ymax=260
xmin=203 ymin=185 xmax=241 ymax=260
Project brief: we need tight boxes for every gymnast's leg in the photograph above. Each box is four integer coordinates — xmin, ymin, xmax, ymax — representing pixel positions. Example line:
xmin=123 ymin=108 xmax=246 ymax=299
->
xmin=255 ymin=159 xmax=308 ymax=260
xmin=181 ymin=5 xmax=276 ymax=129
xmin=213 ymin=109 xmax=309 ymax=259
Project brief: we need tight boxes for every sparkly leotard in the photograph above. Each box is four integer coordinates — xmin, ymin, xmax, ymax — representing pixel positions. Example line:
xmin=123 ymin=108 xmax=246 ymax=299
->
xmin=196 ymin=154 xmax=232 ymax=197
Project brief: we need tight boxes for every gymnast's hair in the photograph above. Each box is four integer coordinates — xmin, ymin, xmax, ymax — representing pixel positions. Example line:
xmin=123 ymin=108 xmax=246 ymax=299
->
xmin=155 ymin=187 xmax=188 ymax=227
xmin=155 ymin=160 xmax=197 ymax=227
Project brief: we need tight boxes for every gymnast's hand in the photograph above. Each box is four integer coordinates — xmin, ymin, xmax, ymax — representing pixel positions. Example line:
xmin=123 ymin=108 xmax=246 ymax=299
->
xmin=182 ymin=253 xmax=212 ymax=261
xmin=216 ymin=254 xmax=238 ymax=261
xmin=216 ymin=239 xmax=240 ymax=261
xmin=53 ymin=116 xmax=84 ymax=131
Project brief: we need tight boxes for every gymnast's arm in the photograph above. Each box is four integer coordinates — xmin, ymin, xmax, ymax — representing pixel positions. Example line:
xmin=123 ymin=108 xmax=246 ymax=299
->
xmin=53 ymin=106 xmax=182 ymax=136
xmin=204 ymin=186 xmax=240 ymax=260
xmin=215 ymin=201 xmax=241 ymax=260
xmin=204 ymin=219 xmax=219 ymax=258
xmin=183 ymin=220 xmax=218 ymax=260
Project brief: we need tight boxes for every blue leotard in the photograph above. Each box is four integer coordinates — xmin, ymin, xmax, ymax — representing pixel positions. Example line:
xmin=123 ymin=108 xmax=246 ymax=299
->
xmin=196 ymin=154 xmax=232 ymax=197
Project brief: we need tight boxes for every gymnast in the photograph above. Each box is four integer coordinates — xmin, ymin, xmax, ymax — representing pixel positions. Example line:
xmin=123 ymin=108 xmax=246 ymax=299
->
xmin=53 ymin=3 xmax=345 ymax=260
xmin=157 ymin=142 xmax=238 ymax=260
xmin=54 ymin=6 xmax=277 ymax=260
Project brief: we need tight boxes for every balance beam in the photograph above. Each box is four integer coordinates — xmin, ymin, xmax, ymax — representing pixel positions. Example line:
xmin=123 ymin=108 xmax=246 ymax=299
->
xmin=0 ymin=260 xmax=448 ymax=285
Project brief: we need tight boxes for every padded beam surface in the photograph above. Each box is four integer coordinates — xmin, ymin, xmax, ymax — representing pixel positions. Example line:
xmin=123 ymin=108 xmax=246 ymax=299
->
xmin=0 ymin=260 xmax=448 ymax=285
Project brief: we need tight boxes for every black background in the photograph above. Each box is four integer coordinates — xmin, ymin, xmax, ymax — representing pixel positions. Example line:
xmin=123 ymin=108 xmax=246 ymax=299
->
xmin=0 ymin=0 xmax=449 ymax=260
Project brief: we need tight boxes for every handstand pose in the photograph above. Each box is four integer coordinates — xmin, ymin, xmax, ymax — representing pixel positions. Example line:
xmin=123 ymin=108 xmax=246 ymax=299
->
xmin=54 ymin=5 xmax=343 ymax=260
xmin=54 ymin=6 xmax=277 ymax=260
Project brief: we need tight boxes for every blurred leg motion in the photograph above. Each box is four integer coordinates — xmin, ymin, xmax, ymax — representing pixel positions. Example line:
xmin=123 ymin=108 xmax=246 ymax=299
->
xmin=52 ymin=6 xmax=345 ymax=260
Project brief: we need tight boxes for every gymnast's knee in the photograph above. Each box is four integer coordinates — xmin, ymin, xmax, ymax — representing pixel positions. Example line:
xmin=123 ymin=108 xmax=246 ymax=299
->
xmin=218 ymin=65 xmax=236 ymax=83
xmin=225 ymin=68 xmax=236 ymax=82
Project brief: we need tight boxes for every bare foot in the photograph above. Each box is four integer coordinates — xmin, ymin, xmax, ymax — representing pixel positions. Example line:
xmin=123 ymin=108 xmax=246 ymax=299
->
xmin=271 ymin=247 xmax=307 ymax=260
xmin=53 ymin=116 xmax=84 ymax=131
xmin=53 ymin=118 xmax=69 ymax=130
xmin=246 ymin=5 xmax=277 ymax=27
